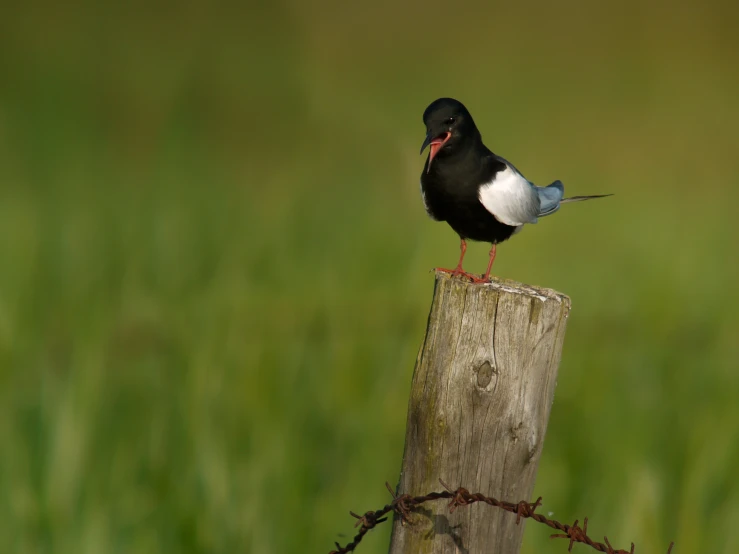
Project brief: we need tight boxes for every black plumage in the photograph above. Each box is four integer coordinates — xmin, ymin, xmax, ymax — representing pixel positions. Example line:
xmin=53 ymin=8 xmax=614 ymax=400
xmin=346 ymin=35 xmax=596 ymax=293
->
xmin=419 ymin=97 xmax=611 ymax=282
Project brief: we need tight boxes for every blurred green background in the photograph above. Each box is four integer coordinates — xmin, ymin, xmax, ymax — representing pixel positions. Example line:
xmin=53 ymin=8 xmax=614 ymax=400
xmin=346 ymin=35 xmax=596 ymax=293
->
xmin=1 ymin=1 xmax=738 ymax=553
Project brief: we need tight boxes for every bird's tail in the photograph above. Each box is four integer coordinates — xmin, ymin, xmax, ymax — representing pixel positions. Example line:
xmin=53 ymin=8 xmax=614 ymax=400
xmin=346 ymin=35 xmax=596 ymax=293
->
xmin=560 ymin=194 xmax=614 ymax=203
xmin=536 ymin=181 xmax=612 ymax=218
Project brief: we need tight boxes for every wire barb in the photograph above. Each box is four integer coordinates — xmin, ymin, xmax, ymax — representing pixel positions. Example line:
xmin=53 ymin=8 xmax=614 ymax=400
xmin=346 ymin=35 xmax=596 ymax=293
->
xmin=550 ymin=518 xmax=589 ymax=552
xmin=516 ymin=496 xmax=542 ymax=524
xmin=385 ymin=481 xmax=414 ymax=524
xmin=328 ymin=480 xmax=674 ymax=554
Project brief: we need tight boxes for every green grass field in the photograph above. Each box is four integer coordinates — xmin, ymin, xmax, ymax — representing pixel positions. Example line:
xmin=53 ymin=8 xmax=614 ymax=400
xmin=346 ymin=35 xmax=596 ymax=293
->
xmin=1 ymin=2 xmax=738 ymax=553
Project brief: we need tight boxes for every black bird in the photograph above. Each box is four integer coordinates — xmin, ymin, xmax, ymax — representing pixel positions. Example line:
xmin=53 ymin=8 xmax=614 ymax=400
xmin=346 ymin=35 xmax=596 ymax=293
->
xmin=419 ymin=97 xmax=611 ymax=282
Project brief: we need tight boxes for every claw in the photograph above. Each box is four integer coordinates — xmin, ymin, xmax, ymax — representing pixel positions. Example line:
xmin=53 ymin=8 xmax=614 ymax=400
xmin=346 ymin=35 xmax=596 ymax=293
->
xmin=436 ymin=267 xmax=488 ymax=283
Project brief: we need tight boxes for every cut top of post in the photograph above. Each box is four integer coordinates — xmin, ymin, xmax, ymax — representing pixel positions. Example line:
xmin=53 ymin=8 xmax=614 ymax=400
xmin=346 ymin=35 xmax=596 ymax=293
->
xmin=434 ymin=270 xmax=572 ymax=307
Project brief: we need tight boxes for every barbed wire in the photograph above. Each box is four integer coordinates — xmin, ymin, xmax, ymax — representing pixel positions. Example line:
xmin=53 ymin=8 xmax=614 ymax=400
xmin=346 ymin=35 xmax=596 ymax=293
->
xmin=329 ymin=479 xmax=674 ymax=554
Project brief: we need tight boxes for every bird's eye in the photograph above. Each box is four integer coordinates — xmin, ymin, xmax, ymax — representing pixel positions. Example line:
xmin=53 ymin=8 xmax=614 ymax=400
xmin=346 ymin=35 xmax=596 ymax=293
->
xmin=446 ymin=117 xmax=456 ymax=124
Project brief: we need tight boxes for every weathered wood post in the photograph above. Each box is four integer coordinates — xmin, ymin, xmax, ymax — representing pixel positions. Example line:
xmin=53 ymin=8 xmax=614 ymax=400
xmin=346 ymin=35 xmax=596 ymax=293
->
xmin=388 ymin=271 xmax=571 ymax=554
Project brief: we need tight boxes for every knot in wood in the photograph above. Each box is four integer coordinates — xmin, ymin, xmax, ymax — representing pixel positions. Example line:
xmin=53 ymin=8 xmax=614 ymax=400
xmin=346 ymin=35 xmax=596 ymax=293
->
xmin=475 ymin=360 xmax=496 ymax=389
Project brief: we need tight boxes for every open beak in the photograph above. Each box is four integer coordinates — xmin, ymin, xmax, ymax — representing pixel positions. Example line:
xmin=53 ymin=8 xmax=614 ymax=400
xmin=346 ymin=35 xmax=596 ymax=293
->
xmin=420 ymin=132 xmax=452 ymax=173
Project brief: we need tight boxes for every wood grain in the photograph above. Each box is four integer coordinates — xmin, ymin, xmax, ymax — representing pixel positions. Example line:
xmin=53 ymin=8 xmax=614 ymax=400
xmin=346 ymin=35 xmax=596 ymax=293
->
xmin=388 ymin=271 xmax=571 ymax=554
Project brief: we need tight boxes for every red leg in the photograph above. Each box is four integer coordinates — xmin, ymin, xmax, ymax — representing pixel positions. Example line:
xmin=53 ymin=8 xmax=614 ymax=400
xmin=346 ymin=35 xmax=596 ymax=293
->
xmin=482 ymin=244 xmax=497 ymax=281
xmin=435 ymin=238 xmax=479 ymax=281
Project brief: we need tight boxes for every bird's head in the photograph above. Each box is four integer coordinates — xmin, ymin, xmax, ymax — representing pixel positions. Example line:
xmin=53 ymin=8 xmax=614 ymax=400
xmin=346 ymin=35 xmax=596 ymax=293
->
xmin=420 ymin=98 xmax=479 ymax=171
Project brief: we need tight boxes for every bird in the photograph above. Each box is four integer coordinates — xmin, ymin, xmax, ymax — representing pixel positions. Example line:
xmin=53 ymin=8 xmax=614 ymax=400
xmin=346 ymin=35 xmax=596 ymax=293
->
xmin=419 ymin=97 xmax=611 ymax=283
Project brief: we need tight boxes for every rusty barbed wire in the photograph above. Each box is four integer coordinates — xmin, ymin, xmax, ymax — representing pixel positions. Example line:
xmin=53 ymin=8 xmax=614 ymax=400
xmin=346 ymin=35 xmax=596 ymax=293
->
xmin=329 ymin=479 xmax=674 ymax=554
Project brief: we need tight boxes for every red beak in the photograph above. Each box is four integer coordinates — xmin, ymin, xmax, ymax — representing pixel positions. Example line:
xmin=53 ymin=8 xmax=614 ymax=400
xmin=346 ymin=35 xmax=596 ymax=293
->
xmin=421 ymin=132 xmax=452 ymax=173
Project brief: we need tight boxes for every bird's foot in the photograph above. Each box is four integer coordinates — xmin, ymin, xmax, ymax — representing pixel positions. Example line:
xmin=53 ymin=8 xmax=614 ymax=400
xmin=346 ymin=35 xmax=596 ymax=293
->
xmin=468 ymin=273 xmax=492 ymax=284
xmin=435 ymin=267 xmax=488 ymax=283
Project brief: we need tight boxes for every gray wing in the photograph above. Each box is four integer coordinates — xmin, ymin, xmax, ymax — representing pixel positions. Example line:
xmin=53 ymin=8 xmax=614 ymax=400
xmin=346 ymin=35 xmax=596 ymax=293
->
xmin=535 ymin=180 xmax=565 ymax=217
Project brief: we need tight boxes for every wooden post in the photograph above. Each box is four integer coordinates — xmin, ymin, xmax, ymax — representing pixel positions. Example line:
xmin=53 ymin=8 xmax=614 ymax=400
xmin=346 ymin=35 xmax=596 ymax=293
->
xmin=388 ymin=271 xmax=571 ymax=554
